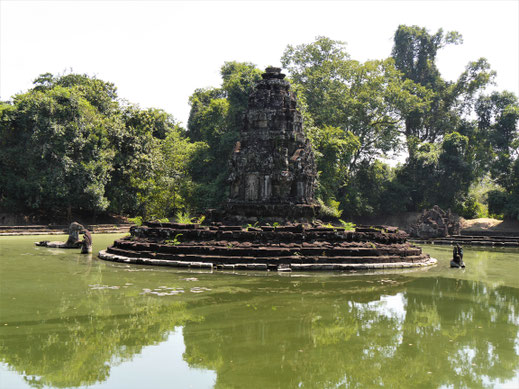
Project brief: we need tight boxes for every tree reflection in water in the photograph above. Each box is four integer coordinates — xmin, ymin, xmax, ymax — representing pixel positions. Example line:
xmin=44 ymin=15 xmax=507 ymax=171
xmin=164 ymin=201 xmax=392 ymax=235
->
xmin=0 ymin=274 xmax=518 ymax=388
xmin=0 ymin=284 xmax=197 ymax=388
xmin=182 ymin=276 xmax=519 ymax=388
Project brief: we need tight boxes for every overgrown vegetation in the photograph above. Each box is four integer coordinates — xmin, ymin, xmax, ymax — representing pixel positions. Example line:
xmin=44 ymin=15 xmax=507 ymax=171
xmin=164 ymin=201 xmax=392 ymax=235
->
xmin=1 ymin=25 xmax=517 ymax=221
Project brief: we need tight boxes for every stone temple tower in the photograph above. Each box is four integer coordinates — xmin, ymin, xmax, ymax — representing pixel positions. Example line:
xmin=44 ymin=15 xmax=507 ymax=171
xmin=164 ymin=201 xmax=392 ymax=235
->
xmin=226 ymin=67 xmax=319 ymax=222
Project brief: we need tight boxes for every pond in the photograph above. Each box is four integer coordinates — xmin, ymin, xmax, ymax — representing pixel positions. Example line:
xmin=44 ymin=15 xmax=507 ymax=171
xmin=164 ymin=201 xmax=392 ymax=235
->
xmin=1 ymin=234 xmax=518 ymax=388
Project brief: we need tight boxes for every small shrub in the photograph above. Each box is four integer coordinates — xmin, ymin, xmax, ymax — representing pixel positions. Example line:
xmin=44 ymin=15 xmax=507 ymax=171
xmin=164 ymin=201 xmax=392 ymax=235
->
xmin=338 ymin=220 xmax=356 ymax=231
xmin=165 ymin=233 xmax=183 ymax=245
xmin=317 ymin=198 xmax=343 ymax=219
xmin=176 ymin=211 xmax=194 ymax=224
xmin=175 ymin=211 xmax=205 ymax=224
xmin=128 ymin=216 xmax=143 ymax=226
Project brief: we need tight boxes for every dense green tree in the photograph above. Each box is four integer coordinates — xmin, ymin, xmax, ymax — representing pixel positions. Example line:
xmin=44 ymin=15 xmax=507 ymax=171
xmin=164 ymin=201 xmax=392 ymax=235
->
xmin=104 ymin=104 xmax=203 ymax=218
xmin=282 ymin=37 xmax=426 ymax=143
xmin=281 ymin=36 xmax=426 ymax=207
xmin=104 ymin=104 xmax=165 ymax=216
xmin=142 ymin=126 xmax=207 ymax=218
xmin=32 ymin=72 xmax=119 ymax=115
xmin=220 ymin=61 xmax=263 ymax=131
xmin=392 ymin=25 xmax=462 ymax=87
xmin=0 ymin=77 xmax=118 ymax=218
xmin=475 ymin=91 xmax=519 ymax=219
xmin=476 ymin=92 xmax=519 ymax=189
xmin=186 ymin=88 xmax=227 ymax=144
xmin=0 ymin=73 xmax=200 ymax=220
xmin=387 ymin=25 xmax=500 ymax=214
xmin=391 ymin=25 xmax=494 ymax=147
xmin=186 ymin=87 xmax=231 ymax=209
xmin=305 ymin=125 xmax=360 ymax=201
xmin=436 ymin=132 xmax=474 ymax=210
xmin=392 ymin=132 xmax=478 ymax=214
xmin=186 ymin=62 xmax=262 ymax=210
xmin=341 ymin=160 xmax=393 ymax=217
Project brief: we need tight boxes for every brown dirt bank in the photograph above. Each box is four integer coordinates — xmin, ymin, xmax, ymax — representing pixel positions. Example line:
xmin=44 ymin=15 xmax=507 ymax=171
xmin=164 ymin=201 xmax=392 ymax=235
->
xmin=460 ymin=218 xmax=519 ymax=233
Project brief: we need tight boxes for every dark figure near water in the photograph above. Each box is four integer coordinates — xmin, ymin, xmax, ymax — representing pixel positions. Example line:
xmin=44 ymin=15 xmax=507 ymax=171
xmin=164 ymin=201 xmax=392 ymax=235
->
xmin=450 ymin=243 xmax=465 ymax=268
xmin=36 ymin=221 xmax=84 ymax=248
xmin=81 ymin=229 xmax=93 ymax=254
xmin=65 ymin=222 xmax=84 ymax=247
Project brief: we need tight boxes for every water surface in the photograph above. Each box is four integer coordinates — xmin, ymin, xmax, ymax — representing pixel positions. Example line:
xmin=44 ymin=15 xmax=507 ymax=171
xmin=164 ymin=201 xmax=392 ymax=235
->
xmin=1 ymin=235 xmax=518 ymax=388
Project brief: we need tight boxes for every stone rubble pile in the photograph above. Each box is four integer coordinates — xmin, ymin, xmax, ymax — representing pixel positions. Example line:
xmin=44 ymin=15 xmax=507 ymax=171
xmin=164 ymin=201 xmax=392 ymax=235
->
xmin=409 ymin=205 xmax=460 ymax=239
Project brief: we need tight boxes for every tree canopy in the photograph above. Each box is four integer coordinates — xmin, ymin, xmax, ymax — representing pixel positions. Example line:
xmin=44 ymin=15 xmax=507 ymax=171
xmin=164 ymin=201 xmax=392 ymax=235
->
xmin=0 ymin=73 xmax=203 ymax=220
xmin=1 ymin=25 xmax=518 ymax=221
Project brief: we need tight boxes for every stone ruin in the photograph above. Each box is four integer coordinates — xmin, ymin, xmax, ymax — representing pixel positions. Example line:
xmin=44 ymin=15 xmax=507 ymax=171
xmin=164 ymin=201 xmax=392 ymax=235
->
xmin=224 ymin=66 xmax=318 ymax=223
xmin=99 ymin=223 xmax=435 ymax=271
xmin=99 ymin=67 xmax=436 ymax=272
xmin=409 ymin=205 xmax=460 ymax=239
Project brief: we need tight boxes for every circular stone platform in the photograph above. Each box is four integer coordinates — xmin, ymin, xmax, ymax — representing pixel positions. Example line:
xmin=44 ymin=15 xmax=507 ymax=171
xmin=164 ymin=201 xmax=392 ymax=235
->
xmin=98 ymin=222 xmax=437 ymax=272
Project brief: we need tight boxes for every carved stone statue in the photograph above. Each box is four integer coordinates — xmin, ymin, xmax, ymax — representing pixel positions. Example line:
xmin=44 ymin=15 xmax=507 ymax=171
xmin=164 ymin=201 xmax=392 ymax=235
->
xmin=35 ymin=222 xmax=85 ymax=249
xmin=450 ymin=243 xmax=465 ymax=268
xmin=81 ymin=229 xmax=93 ymax=254
xmin=65 ymin=222 xmax=84 ymax=247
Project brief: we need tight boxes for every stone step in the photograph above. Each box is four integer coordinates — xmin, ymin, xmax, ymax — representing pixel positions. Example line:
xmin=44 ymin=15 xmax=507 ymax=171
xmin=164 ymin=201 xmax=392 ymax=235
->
xmin=460 ymin=230 xmax=519 ymax=237
xmin=106 ymin=246 xmax=425 ymax=264
xmin=99 ymin=249 xmax=436 ymax=271
xmin=423 ymin=235 xmax=519 ymax=241
xmin=0 ymin=224 xmax=131 ymax=235
xmin=130 ymin=226 xmax=407 ymax=245
xmin=112 ymin=240 xmax=421 ymax=258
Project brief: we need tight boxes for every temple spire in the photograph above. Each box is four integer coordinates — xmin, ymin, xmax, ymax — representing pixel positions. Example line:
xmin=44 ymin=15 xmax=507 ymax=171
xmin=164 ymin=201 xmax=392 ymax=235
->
xmin=226 ymin=67 xmax=318 ymax=222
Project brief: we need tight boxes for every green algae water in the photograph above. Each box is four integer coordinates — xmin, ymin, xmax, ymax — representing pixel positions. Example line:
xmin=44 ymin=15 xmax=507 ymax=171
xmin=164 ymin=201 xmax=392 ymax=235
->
xmin=1 ymin=235 xmax=518 ymax=389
